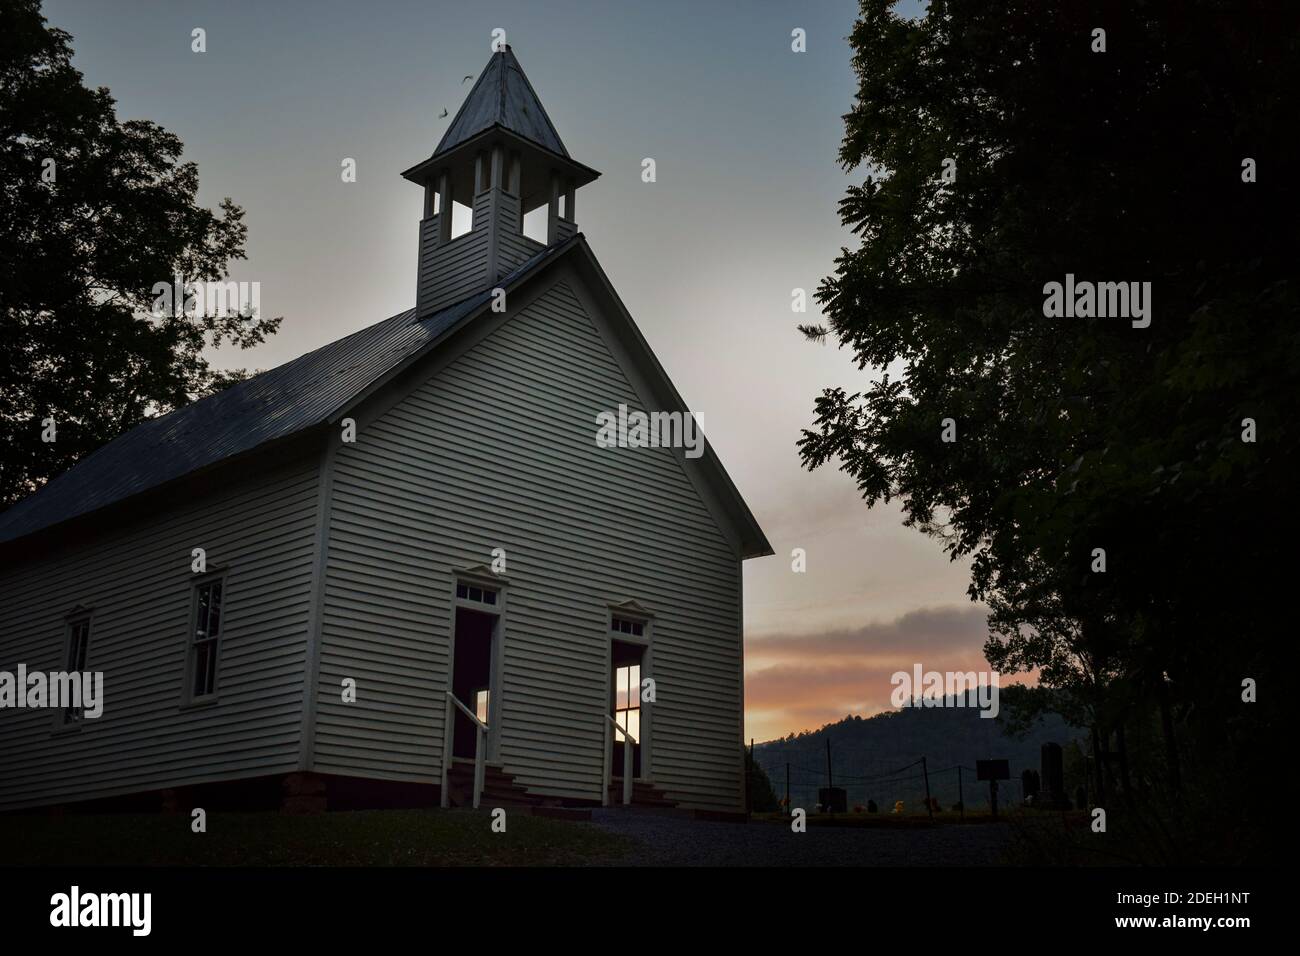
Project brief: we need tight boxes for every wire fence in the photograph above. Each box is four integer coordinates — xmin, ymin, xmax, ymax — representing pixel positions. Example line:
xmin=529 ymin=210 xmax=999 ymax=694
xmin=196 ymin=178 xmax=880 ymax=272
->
xmin=761 ymin=758 xmax=1026 ymax=815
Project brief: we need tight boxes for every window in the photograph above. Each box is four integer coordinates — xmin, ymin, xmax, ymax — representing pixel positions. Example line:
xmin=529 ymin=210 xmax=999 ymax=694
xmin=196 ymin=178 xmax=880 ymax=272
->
xmin=62 ymin=617 xmax=91 ymax=724
xmin=611 ymin=615 xmax=643 ymax=637
xmin=456 ymin=582 xmax=498 ymax=606
xmin=614 ymin=662 xmax=641 ymax=742
xmin=475 ymin=689 xmax=490 ymax=725
xmin=188 ymin=579 xmax=224 ymax=699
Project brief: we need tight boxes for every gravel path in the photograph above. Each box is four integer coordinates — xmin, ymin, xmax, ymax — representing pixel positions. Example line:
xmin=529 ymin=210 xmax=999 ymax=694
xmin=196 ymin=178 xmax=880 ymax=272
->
xmin=589 ymin=809 xmax=1013 ymax=866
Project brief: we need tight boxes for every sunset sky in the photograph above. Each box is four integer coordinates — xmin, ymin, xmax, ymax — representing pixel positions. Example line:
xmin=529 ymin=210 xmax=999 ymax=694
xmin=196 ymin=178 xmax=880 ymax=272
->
xmin=44 ymin=0 xmax=989 ymax=743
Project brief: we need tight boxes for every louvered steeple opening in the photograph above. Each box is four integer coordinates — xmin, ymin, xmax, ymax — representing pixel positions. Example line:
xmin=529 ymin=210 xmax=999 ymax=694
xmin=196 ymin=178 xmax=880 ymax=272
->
xmin=402 ymin=46 xmax=600 ymax=319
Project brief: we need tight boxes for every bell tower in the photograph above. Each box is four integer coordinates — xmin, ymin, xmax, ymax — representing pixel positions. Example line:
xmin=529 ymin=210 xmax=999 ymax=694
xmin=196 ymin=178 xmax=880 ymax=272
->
xmin=402 ymin=46 xmax=601 ymax=318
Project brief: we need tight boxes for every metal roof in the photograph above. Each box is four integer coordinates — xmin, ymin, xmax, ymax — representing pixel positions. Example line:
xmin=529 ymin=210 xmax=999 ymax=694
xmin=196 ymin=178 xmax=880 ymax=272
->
xmin=0 ymin=242 xmax=571 ymax=545
xmin=435 ymin=47 xmax=569 ymax=159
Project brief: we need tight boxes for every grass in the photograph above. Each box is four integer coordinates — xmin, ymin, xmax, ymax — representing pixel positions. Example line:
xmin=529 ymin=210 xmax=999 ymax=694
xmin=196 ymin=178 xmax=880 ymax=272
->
xmin=0 ymin=808 xmax=634 ymax=867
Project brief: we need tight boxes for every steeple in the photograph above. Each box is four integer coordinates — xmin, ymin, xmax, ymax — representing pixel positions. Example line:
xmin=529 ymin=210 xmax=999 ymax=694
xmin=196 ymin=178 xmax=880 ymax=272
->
xmin=402 ymin=46 xmax=600 ymax=319
xmin=435 ymin=46 xmax=569 ymax=158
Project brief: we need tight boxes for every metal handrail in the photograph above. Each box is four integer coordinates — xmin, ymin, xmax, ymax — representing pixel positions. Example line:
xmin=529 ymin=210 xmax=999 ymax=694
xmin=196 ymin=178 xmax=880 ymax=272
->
xmin=448 ymin=691 xmax=488 ymax=731
xmin=606 ymin=715 xmax=636 ymax=806
xmin=608 ymin=713 xmax=637 ymax=746
xmin=441 ymin=691 xmax=487 ymax=810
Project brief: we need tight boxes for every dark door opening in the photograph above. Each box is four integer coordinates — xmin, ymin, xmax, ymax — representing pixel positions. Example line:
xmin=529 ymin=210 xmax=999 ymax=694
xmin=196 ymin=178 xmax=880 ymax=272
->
xmin=611 ymin=640 xmax=644 ymax=778
xmin=452 ymin=606 xmax=494 ymax=759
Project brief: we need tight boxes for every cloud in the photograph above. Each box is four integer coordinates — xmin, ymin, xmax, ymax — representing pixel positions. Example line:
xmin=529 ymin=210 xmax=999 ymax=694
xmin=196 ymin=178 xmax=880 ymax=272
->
xmin=744 ymin=604 xmax=998 ymax=741
xmin=748 ymin=604 xmax=990 ymax=661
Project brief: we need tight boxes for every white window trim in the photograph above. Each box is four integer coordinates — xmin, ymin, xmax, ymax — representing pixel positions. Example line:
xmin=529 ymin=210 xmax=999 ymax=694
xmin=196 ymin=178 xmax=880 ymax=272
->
xmin=51 ymin=607 xmax=94 ymax=734
xmin=448 ymin=567 xmax=509 ymax=763
xmin=607 ymin=603 xmax=654 ymax=781
xmin=182 ymin=571 xmax=227 ymax=708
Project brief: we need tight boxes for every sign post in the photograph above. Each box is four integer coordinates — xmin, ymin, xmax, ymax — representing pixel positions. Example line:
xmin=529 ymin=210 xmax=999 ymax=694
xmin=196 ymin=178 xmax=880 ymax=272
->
xmin=976 ymin=759 xmax=1011 ymax=820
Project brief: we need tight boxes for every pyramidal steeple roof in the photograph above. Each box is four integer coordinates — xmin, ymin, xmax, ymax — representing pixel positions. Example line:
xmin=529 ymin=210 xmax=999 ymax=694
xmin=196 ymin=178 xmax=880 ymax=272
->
xmin=435 ymin=46 xmax=568 ymax=159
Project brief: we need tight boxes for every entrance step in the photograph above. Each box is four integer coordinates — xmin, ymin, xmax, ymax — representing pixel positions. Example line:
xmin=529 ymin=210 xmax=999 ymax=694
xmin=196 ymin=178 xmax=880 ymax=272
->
xmin=445 ymin=762 xmax=541 ymax=808
xmin=607 ymin=778 xmax=677 ymax=809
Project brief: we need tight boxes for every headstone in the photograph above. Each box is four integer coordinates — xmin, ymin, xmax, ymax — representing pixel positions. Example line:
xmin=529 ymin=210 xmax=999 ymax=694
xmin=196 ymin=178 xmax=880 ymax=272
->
xmin=976 ymin=760 xmax=1010 ymax=818
xmin=1041 ymin=742 xmax=1066 ymax=809
xmin=1022 ymin=768 xmax=1041 ymax=803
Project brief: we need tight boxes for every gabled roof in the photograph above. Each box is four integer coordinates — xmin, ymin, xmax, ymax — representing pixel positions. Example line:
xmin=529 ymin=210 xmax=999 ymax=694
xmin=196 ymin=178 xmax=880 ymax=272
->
xmin=435 ymin=46 xmax=568 ymax=159
xmin=0 ymin=241 xmax=573 ymax=546
xmin=0 ymin=235 xmax=772 ymax=560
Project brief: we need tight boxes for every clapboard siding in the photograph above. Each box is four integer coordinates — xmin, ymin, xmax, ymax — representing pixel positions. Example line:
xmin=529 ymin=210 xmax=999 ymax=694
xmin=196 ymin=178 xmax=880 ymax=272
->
xmin=416 ymin=198 xmax=491 ymax=316
xmin=0 ymin=460 xmax=319 ymax=810
xmin=417 ymin=186 xmax=551 ymax=318
xmin=494 ymin=193 xmax=545 ymax=274
xmin=499 ymin=228 xmax=545 ymax=274
xmin=491 ymin=191 xmax=521 ymax=233
xmin=314 ymin=277 xmax=743 ymax=810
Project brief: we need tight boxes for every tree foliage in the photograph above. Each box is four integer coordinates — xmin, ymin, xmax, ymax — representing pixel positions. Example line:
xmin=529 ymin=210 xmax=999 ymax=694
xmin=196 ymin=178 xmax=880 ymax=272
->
xmin=746 ymin=747 xmax=781 ymax=813
xmin=0 ymin=0 xmax=280 ymax=507
xmin=803 ymin=0 xmax=1295 ymax=848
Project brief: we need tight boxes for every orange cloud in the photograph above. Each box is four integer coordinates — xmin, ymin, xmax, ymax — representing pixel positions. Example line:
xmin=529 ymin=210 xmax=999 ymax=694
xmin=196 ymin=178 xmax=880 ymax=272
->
xmin=744 ymin=604 xmax=1011 ymax=741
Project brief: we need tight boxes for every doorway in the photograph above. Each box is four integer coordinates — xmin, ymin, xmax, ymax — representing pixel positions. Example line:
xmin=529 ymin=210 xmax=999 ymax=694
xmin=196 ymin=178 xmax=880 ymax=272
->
xmin=611 ymin=640 xmax=645 ymax=778
xmin=451 ymin=606 xmax=495 ymax=759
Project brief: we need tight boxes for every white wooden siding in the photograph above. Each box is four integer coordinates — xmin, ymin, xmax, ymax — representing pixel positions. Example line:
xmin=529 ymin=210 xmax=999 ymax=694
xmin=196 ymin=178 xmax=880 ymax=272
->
xmin=313 ymin=277 xmax=744 ymax=810
xmin=493 ymin=192 xmax=547 ymax=275
xmin=416 ymin=198 xmax=491 ymax=317
xmin=0 ymin=460 xmax=319 ymax=810
xmin=498 ymin=223 xmax=545 ymax=274
xmin=417 ymin=189 xmax=552 ymax=319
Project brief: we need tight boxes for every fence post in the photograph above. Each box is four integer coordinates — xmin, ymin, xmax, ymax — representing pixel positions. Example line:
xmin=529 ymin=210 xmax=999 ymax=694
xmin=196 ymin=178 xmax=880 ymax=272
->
xmin=922 ymin=756 xmax=933 ymax=820
xmin=747 ymin=738 xmax=754 ymax=818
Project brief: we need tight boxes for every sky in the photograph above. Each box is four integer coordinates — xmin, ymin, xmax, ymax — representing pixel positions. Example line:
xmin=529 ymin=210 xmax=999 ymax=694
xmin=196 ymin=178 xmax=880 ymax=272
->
xmin=42 ymin=0 xmax=989 ymax=742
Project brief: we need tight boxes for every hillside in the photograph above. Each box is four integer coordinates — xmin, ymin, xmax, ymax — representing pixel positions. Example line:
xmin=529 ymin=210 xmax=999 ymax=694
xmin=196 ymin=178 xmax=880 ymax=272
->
xmin=753 ymin=698 xmax=1083 ymax=813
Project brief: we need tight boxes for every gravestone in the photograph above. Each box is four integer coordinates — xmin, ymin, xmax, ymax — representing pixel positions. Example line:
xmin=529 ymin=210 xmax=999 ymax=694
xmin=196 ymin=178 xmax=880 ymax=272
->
xmin=1040 ymin=742 xmax=1066 ymax=809
xmin=1022 ymin=768 xmax=1041 ymax=804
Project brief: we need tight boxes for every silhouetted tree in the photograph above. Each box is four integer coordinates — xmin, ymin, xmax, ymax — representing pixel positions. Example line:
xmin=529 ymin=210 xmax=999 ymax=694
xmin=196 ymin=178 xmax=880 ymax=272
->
xmin=746 ymin=747 xmax=780 ymax=812
xmin=802 ymin=0 xmax=1295 ymax=860
xmin=0 ymin=0 xmax=280 ymax=507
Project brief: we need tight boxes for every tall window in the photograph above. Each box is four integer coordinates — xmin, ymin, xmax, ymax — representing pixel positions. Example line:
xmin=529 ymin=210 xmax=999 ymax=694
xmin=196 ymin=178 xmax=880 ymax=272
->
xmin=62 ymin=617 xmax=91 ymax=724
xmin=614 ymin=662 xmax=641 ymax=742
xmin=189 ymin=579 xmax=224 ymax=699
